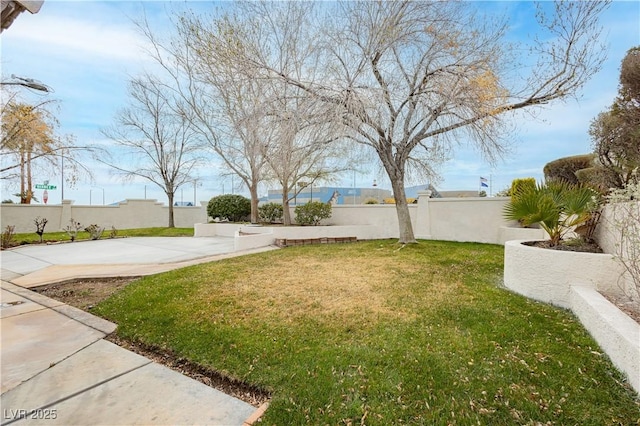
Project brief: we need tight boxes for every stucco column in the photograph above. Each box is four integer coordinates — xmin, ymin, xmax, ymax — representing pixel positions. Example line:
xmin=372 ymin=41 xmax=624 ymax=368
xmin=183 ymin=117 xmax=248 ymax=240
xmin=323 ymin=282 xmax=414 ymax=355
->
xmin=60 ymin=199 xmax=74 ymax=230
xmin=414 ymin=190 xmax=432 ymax=239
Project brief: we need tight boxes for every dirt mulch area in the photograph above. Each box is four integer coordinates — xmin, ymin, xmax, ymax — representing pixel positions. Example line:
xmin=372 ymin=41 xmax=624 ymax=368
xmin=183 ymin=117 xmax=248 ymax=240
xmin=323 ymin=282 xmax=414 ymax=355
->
xmin=32 ymin=277 xmax=136 ymax=310
xmin=31 ymin=278 xmax=270 ymax=408
xmin=602 ymin=293 xmax=640 ymax=324
xmin=523 ymin=239 xmax=603 ymax=253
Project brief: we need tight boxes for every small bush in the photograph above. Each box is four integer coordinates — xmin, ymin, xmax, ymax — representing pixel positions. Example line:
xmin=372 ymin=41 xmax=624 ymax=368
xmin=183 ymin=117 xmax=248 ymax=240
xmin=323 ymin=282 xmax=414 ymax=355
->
xmin=494 ymin=187 xmax=511 ymax=197
xmin=207 ymin=194 xmax=251 ymax=222
xmin=259 ymin=202 xmax=284 ymax=223
xmin=109 ymin=226 xmax=118 ymax=239
xmin=543 ymin=154 xmax=596 ymax=185
xmin=65 ymin=219 xmax=83 ymax=242
xmin=575 ymin=166 xmax=620 ymax=194
xmin=510 ymin=178 xmax=536 ymax=197
xmin=34 ymin=216 xmax=48 ymax=243
xmin=85 ymin=224 xmax=105 ymax=240
xmin=364 ymin=198 xmax=379 ymax=204
xmin=295 ymin=201 xmax=332 ymax=226
xmin=1 ymin=225 xmax=16 ymax=249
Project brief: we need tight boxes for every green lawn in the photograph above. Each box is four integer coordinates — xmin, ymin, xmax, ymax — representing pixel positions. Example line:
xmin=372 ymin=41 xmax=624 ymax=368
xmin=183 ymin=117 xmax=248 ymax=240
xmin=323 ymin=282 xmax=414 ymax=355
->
xmin=94 ymin=240 xmax=640 ymax=424
xmin=10 ymin=227 xmax=193 ymax=245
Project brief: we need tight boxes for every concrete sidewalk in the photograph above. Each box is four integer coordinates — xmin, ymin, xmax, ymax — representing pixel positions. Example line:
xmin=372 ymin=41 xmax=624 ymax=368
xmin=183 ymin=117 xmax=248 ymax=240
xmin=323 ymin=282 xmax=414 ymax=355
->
xmin=0 ymin=238 xmax=276 ymax=425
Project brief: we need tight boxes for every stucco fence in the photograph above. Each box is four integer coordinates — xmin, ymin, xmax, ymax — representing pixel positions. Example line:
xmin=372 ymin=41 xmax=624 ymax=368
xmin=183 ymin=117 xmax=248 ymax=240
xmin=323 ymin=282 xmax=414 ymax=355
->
xmin=0 ymin=199 xmax=208 ymax=233
xmin=2 ymin=192 xmax=536 ymax=244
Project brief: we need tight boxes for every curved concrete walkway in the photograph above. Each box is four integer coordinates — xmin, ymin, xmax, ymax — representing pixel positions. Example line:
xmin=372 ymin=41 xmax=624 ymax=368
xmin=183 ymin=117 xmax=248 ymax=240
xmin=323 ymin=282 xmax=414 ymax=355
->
xmin=0 ymin=237 xmax=276 ymax=425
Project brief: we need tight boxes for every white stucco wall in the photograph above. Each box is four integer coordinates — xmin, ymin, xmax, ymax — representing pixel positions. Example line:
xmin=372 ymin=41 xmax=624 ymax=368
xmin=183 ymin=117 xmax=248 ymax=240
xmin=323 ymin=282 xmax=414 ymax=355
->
xmin=1 ymin=195 xmax=513 ymax=244
xmin=329 ymin=205 xmax=408 ymax=238
xmin=595 ymin=202 xmax=639 ymax=301
xmin=1 ymin=199 xmax=208 ymax=233
xmin=504 ymin=240 xmax=626 ymax=309
xmin=417 ymin=197 xmax=512 ymax=243
xmin=570 ymin=286 xmax=640 ymax=394
xmin=0 ymin=204 xmax=62 ymax=233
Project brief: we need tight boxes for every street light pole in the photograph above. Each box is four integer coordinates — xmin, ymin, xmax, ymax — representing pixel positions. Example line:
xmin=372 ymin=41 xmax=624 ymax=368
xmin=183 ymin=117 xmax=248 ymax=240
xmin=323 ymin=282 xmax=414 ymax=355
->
xmin=193 ymin=179 xmax=198 ymax=206
xmin=1 ymin=75 xmax=51 ymax=92
xmin=61 ymin=155 xmax=64 ymax=202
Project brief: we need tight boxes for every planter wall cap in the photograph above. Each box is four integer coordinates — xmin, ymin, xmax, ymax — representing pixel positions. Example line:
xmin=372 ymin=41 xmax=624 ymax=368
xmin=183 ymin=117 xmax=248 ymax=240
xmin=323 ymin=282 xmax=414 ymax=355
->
xmin=569 ymin=286 xmax=640 ymax=394
xmin=505 ymin=240 xmax=615 ymax=259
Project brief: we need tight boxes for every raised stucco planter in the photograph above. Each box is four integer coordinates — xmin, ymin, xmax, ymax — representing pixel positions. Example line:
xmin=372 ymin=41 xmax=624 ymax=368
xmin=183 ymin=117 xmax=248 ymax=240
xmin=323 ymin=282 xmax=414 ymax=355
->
xmin=504 ymin=239 xmax=639 ymax=395
xmin=498 ymin=226 xmax=546 ymax=245
xmin=504 ymin=240 xmax=624 ymax=309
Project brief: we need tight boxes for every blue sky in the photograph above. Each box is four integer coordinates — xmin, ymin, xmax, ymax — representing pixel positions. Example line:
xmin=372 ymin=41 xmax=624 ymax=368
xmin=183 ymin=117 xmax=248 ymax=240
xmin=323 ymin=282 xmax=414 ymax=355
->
xmin=1 ymin=0 xmax=639 ymax=205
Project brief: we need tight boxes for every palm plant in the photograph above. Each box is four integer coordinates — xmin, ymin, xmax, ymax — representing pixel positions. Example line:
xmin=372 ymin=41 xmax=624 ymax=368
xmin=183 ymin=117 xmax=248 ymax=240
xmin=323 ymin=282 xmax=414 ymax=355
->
xmin=503 ymin=181 xmax=600 ymax=246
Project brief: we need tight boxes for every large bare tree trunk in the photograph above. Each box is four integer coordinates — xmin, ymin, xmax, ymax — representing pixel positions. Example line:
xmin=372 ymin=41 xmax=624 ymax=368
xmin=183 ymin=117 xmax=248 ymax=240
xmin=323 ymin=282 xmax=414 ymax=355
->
xmin=282 ymin=192 xmax=292 ymax=226
xmin=390 ymin=178 xmax=416 ymax=244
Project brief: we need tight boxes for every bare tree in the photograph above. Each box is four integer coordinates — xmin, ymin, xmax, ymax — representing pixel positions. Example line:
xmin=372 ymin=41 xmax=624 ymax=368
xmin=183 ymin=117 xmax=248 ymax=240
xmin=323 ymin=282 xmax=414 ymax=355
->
xmin=219 ymin=0 xmax=609 ymax=243
xmin=162 ymin=3 xmax=355 ymax=225
xmin=101 ymin=74 xmax=205 ymax=227
xmin=132 ymin=12 xmax=274 ymax=224
xmin=264 ymin=84 xmax=352 ymax=225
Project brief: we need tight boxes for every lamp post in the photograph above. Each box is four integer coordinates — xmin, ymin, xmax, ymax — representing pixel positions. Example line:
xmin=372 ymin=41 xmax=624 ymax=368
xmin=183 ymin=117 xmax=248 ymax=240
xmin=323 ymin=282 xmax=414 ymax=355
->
xmin=1 ymin=75 xmax=51 ymax=92
xmin=60 ymin=155 xmax=64 ymax=201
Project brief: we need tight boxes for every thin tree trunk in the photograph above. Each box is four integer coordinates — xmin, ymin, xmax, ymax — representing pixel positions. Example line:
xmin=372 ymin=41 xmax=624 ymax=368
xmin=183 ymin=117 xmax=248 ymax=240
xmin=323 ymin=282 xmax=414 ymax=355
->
xmin=167 ymin=191 xmax=175 ymax=228
xmin=249 ymin=182 xmax=259 ymax=224
xmin=390 ymin=178 xmax=417 ymax=244
xmin=19 ymin=149 xmax=26 ymax=204
xmin=282 ymin=192 xmax=292 ymax=226
xmin=26 ymin=149 xmax=33 ymax=204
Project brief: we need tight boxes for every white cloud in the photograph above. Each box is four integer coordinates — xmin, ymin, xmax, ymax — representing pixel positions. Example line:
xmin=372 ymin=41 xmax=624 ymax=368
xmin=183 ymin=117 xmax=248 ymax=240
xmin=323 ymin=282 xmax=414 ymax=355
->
xmin=4 ymin=7 xmax=150 ymax=64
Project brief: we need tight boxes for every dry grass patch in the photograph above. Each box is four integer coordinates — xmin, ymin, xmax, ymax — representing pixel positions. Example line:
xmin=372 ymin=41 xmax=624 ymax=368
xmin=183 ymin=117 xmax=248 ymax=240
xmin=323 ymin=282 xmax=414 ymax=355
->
xmin=196 ymin=249 xmax=463 ymax=327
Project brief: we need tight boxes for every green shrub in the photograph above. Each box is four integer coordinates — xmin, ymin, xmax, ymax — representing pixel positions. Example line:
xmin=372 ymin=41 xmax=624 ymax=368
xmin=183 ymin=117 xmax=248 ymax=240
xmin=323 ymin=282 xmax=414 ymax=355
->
xmin=294 ymin=201 xmax=332 ymax=226
xmin=207 ymin=194 xmax=251 ymax=222
xmin=510 ymin=178 xmax=536 ymax=197
xmin=543 ymin=154 xmax=596 ymax=185
xmin=575 ymin=166 xmax=620 ymax=194
xmin=258 ymin=202 xmax=284 ymax=223
xmin=364 ymin=198 xmax=379 ymax=204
